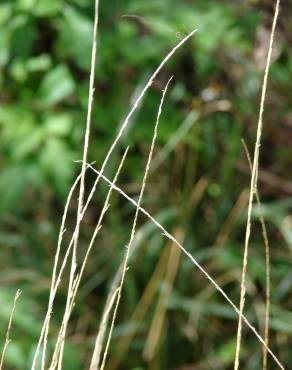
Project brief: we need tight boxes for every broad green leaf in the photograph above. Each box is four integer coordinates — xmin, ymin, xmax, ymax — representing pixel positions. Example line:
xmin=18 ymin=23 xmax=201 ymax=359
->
xmin=35 ymin=0 xmax=60 ymax=16
xmin=5 ymin=343 xmax=26 ymax=369
xmin=39 ymin=137 xmax=75 ymax=198
xmin=12 ymin=127 xmax=44 ymax=160
xmin=44 ymin=113 xmax=73 ymax=136
xmin=56 ymin=6 xmax=93 ymax=70
xmin=37 ymin=64 xmax=75 ymax=107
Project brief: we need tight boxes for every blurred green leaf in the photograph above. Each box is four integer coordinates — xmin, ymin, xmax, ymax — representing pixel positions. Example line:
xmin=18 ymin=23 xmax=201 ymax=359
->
xmin=44 ymin=113 xmax=73 ymax=137
xmin=37 ymin=64 xmax=75 ymax=107
xmin=5 ymin=342 xmax=26 ymax=369
xmin=217 ymin=338 xmax=237 ymax=365
xmin=40 ymin=137 xmax=75 ymax=197
xmin=56 ymin=5 xmax=93 ymax=70
xmin=35 ymin=0 xmax=60 ymax=16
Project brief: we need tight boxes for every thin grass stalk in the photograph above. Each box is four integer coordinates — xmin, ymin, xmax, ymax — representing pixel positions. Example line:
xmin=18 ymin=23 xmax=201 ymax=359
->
xmin=241 ymin=139 xmax=271 ymax=370
xmin=0 ymin=290 xmax=21 ymax=370
xmin=32 ymin=166 xmax=104 ymax=370
xmin=89 ymin=265 xmax=124 ymax=370
xmin=33 ymin=167 xmax=97 ymax=370
xmin=81 ymin=29 xmax=197 ymax=220
xmin=215 ymin=190 xmax=249 ymax=247
xmin=85 ymin=164 xmax=285 ymax=370
xmin=35 ymin=29 xmax=197 ymax=370
xmin=106 ymin=246 xmax=170 ymax=370
xmin=99 ymin=78 xmax=173 ymax=370
xmin=234 ymin=2 xmax=280 ymax=369
xmin=89 ymin=221 xmax=156 ymax=370
xmin=89 ymin=286 xmax=120 ymax=370
xmin=31 ymin=173 xmax=84 ymax=370
xmin=42 ymin=173 xmax=83 ymax=369
xmin=49 ymin=148 xmax=129 ymax=370
xmin=143 ymin=232 xmax=182 ymax=360
xmin=59 ymin=0 xmax=100 ymax=367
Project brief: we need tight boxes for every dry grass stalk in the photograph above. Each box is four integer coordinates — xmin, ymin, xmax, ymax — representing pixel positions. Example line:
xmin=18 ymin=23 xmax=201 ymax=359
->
xmin=89 ymin=286 xmax=120 ymax=370
xmin=33 ymin=167 xmax=101 ymax=367
xmin=241 ymin=139 xmax=271 ymax=370
xmin=234 ymin=1 xmax=280 ymax=369
xmin=89 ymin=266 xmax=124 ymax=370
xmin=143 ymin=229 xmax=183 ymax=361
xmin=32 ymin=165 xmax=99 ymax=370
xmin=107 ymin=176 xmax=208 ymax=370
xmin=31 ymin=173 xmax=84 ymax=370
xmin=215 ymin=189 xmax=249 ymax=247
xmin=34 ymin=27 xmax=197 ymax=370
xmin=85 ymin=164 xmax=284 ymax=370
xmin=60 ymin=0 xmax=100 ymax=367
xmin=0 ymin=290 xmax=21 ymax=370
xmin=80 ymin=28 xmax=197 ymax=219
xmin=106 ymin=246 xmax=170 ymax=370
xmin=49 ymin=148 xmax=129 ymax=370
xmin=32 ymin=1 xmax=100 ymax=367
xmin=98 ymin=77 xmax=173 ymax=370
xmin=40 ymin=173 xmax=83 ymax=369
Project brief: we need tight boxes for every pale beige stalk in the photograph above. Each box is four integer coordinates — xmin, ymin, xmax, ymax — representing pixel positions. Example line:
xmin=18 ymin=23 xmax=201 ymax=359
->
xmin=58 ymin=0 xmax=100 ymax=366
xmin=89 ymin=265 xmax=124 ymax=370
xmin=143 ymin=230 xmax=182 ymax=361
xmin=234 ymin=2 xmax=280 ymax=369
xmin=106 ymin=246 xmax=170 ymax=370
xmin=49 ymin=149 xmax=129 ymax=370
xmin=35 ymin=27 xmax=197 ymax=370
xmin=85 ymin=164 xmax=285 ymax=370
xmin=106 ymin=177 xmax=208 ymax=370
xmin=89 ymin=226 xmax=166 ymax=370
xmin=31 ymin=173 xmax=84 ymax=370
xmin=0 ymin=290 xmax=21 ymax=370
xmin=99 ymin=78 xmax=173 ymax=370
xmin=242 ymin=139 xmax=271 ymax=370
xmin=215 ymin=190 xmax=249 ymax=247
xmin=81 ymin=29 xmax=198 ymax=218
xmin=89 ymin=286 xmax=120 ymax=370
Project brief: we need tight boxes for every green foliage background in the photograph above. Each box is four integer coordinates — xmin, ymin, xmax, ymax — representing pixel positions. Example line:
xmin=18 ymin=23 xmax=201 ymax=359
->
xmin=0 ymin=0 xmax=291 ymax=369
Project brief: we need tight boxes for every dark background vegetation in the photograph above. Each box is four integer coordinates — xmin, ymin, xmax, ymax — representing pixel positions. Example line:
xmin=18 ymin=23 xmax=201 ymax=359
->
xmin=0 ymin=0 xmax=291 ymax=369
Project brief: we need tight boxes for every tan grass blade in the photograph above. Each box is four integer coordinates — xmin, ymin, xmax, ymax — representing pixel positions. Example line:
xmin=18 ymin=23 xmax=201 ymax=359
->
xmin=0 ymin=290 xmax=21 ymax=370
xmin=234 ymin=1 xmax=280 ymax=369
xmin=89 ymin=266 xmax=124 ymax=370
xmin=241 ymin=139 xmax=271 ymax=370
xmin=143 ymin=230 xmax=182 ymax=361
xmin=215 ymin=190 xmax=249 ymax=247
xmin=89 ymin=286 xmax=120 ymax=370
